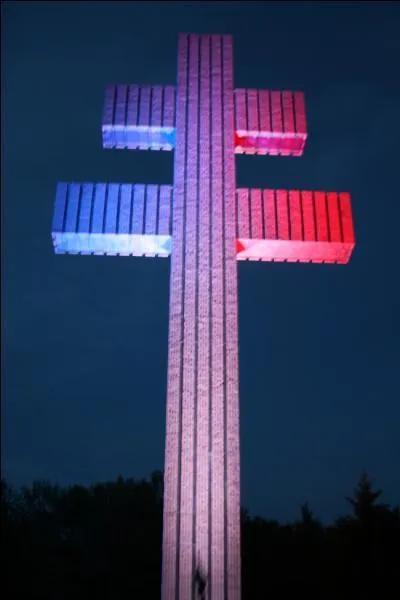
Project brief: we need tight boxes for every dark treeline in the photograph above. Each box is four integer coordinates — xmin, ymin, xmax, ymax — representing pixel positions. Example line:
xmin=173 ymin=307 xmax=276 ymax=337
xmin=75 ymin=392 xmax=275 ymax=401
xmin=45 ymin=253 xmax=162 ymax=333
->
xmin=2 ymin=471 xmax=399 ymax=599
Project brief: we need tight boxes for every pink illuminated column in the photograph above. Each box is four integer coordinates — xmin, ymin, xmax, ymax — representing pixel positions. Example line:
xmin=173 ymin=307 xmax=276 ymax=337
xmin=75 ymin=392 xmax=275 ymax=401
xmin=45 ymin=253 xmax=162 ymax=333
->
xmin=162 ymin=34 xmax=241 ymax=600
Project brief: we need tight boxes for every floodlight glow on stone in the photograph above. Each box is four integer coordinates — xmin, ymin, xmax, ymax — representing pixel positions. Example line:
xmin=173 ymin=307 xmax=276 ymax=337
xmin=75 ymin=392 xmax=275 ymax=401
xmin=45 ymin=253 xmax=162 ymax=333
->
xmin=51 ymin=32 xmax=355 ymax=600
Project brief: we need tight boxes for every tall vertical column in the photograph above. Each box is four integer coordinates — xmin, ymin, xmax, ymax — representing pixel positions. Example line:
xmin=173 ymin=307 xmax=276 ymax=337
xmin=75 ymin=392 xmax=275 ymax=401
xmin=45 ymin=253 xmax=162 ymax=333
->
xmin=196 ymin=33 xmax=211 ymax=596
xmin=221 ymin=35 xmax=241 ymax=600
xmin=162 ymin=33 xmax=240 ymax=600
xmin=210 ymin=34 xmax=226 ymax=600
xmin=162 ymin=32 xmax=188 ymax=600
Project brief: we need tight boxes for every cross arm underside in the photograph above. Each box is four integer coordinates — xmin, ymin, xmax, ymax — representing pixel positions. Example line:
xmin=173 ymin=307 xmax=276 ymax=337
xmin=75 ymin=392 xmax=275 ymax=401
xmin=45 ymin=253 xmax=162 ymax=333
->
xmin=236 ymin=188 xmax=355 ymax=264
xmin=51 ymin=182 xmax=172 ymax=256
xmin=101 ymin=85 xmax=307 ymax=157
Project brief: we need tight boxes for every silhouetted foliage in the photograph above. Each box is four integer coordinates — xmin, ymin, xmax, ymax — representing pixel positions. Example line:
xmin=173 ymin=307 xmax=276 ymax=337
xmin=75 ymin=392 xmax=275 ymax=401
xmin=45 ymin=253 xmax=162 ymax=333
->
xmin=2 ymin=471 xmax=399 ymax=599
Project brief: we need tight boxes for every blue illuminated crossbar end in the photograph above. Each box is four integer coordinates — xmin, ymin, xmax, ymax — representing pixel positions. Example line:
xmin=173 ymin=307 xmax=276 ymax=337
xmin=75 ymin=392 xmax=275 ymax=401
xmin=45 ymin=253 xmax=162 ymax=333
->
xmin=52 ymin=232 xmax=172 ymax=256
xmin=102 ymin=126 xmax=176 ymax=151
xmin=102 ymin=84 xmax=176 ymax=151
xmin=51 ymin=182 xmax=172 ymax=257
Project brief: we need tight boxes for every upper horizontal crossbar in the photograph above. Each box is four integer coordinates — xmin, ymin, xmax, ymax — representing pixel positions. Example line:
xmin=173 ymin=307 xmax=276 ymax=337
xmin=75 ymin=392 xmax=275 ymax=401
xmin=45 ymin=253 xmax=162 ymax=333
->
xmin=102 ymin=85 xmax=307 ymax=157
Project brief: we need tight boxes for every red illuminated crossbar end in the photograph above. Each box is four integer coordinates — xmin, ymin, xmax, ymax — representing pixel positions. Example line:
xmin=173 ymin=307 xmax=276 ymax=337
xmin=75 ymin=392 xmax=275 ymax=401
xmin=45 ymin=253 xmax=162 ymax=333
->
xmin=236 ymin=189 xmax=355 ymax=264
xmin=234 ymin=89 xmax=307 ymax=157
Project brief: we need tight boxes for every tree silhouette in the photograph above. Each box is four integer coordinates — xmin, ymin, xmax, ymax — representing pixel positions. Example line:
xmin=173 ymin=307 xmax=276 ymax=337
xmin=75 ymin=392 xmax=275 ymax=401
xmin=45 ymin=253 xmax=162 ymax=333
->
xmin=2 ymin=471 xmax=399 ymax=599
xmin=345 ymin=470 xmax=388 ymax=524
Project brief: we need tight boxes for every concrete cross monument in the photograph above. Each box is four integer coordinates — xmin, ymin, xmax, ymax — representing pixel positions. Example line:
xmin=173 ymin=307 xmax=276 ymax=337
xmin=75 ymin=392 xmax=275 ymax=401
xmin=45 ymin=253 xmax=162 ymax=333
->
xmin=52 ymin=34 xmax=355 ymax=600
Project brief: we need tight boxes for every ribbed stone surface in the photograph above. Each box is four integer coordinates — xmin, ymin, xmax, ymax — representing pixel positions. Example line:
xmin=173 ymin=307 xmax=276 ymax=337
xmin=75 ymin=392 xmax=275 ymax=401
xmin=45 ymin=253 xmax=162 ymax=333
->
xmin=236 ymin=188 xmax=355 ymax=264
xmin=234 ymin=89 xmax=307 ymax=156
xmin=161 ymin=34 xmax=241 ymax=600
xmin=102 ymin=84 xmax=176 ymax=150
xmin=51 ymin=183 xmax=172 ymax=256
xmin=52 ymin=29 xmax=356 ymax=600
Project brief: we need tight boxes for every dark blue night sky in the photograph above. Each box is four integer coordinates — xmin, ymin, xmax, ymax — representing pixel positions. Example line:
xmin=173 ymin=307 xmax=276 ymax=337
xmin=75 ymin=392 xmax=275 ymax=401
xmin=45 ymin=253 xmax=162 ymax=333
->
xmin=3 ymin=1 xmax=400 ymax=524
